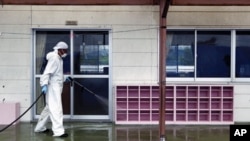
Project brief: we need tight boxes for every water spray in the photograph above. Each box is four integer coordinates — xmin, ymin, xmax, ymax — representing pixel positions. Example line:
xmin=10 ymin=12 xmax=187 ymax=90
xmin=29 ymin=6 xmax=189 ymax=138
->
xmin=68 ymin=77 xmax=109 ymax=112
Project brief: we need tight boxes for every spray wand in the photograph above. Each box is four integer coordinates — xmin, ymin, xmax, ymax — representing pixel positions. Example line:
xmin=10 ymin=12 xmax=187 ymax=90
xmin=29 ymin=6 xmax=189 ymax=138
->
xmin=67 ymin=77 xmax=97 ymax=96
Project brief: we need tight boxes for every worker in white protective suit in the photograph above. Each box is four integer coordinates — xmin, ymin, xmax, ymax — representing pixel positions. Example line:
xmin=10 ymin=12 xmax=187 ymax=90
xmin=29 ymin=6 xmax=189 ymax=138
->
xmin=34 ymin=41 xmax=71 ymax=137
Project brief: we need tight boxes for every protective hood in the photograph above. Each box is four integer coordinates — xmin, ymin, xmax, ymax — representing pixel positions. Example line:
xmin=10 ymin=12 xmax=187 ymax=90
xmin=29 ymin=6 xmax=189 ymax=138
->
xmin=46 ymin=51 xmax=56 ymax=60
xmin=53 ymin=41 xmax=68 ymax=50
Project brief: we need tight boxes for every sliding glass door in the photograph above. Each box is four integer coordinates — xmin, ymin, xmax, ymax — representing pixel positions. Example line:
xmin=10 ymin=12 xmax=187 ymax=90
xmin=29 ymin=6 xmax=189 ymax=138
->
xmin=34 ymin=29 xmax=111 ymax=120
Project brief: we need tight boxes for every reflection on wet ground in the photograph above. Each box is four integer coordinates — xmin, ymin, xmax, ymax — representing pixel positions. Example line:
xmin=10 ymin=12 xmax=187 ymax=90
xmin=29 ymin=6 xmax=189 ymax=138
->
xmin=0 ymin=122 xmax=230 ymax=141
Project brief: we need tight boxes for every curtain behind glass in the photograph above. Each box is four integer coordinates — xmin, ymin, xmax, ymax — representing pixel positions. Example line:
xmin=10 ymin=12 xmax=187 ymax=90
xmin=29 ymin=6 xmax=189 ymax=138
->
xmin=166 ymin=31 xmax=195 ymax=77
xmin=36 ymin=33 xmax=47 ymax=74
xmin=35 ymin=31 xmax=71 ymax=114
xmin=35 ymin=33 xmax=47 ymax=114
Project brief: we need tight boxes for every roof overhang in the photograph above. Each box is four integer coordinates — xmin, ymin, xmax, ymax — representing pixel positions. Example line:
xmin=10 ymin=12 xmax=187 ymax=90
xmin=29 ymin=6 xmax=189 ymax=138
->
xmin=172 ymin=0 xmax=250 ymax=6
xmin=0 ymin=0 xmax=158 ymax=5
xmin=2 ymin=0 xmax=250 ymax=6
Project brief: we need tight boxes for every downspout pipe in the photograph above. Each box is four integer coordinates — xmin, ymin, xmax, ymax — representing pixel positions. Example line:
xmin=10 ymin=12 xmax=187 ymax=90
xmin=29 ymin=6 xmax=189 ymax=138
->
xmin=159 ymin=0 xmax=171 ymax=141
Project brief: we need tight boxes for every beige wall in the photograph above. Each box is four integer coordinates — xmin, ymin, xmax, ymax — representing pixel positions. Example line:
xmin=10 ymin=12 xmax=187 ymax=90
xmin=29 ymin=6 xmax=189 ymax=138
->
xmin=168 ymin=6 xmax=250 ymax=28
xmin=1 ymin=5 xmax=250 ymax=122
xmin=234 ymin=85 xmax=250 ymax=122
xmin=0 ymin=6 xmax=32 ymax=121
xmin=0 ymin=5 xmax=159 ymax=121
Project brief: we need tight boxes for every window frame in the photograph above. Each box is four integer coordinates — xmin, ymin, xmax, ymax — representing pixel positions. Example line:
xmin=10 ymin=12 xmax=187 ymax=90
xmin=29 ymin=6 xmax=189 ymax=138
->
xmin=32 ymin=28 xmax=113 ymax=120
xmin=233 ymin=29 xmax=250 ymax=82
xmin=165 ymin=29 xmax=250 ymax=83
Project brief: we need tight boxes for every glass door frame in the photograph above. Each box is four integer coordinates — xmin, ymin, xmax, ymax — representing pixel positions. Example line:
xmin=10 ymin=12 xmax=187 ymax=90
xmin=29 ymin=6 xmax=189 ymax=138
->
xmin=32 ymin=29 xmax=113 ymax=121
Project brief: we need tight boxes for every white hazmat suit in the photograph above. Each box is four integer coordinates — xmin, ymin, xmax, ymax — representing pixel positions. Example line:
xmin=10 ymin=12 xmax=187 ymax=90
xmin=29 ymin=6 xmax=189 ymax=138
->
xmin=34 ymin=41 xmax=68 ymax=137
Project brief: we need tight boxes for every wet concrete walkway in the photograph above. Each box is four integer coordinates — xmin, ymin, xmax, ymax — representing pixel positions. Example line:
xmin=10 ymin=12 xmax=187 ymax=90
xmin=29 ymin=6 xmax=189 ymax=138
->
xmin=0 ymin=122 xmax=230 ymax=141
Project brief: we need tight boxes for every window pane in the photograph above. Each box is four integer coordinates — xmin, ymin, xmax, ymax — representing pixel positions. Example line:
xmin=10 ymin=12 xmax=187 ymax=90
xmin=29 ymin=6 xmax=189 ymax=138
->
xmin=73 ymin=31 xmax=109 ymax=74
xmin=73 ymin=78 xmax=109 ymax=115
xmin=35 ymin=78 xmax=44 ymax=114
xmin=166 ymin=31 xmax=195 ymax=77
xmin=236 ymin=31 xmax=250 ymax=77
xmin=35 ymin=31 xmax=71 ymax=74
xmin=197 ymin=31 xmax=231 ymax=77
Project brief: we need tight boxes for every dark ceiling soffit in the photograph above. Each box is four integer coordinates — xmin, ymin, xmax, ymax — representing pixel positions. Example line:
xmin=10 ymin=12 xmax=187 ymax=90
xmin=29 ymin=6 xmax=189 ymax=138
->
xmin=3 ymin=0 xmax=250 ymax=5
xmin=0 ymin=0 xmax=159 ymax=5
xmin=172 ymin=0 xmax=250 ymax=5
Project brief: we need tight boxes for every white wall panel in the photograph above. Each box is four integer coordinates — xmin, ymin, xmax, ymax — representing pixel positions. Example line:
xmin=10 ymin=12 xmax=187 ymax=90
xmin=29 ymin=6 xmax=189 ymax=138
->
xmin=0 ymin=38 xmax=30 ymax=52
xmin=113 ymin=39 xmax=154 ymax=53
xmin=113 ymin=52 xmax=154 ymax=67
xmin=0 ymin=94 xmax=30 ymax=107
xmin=0 ymin=5 xmax=32 ymax=122
xmin=0 ymin=66 xmax=30 ymax=80
xmin=0 ymin=25 xmax=31 ymax=34
xmin=0 ymin=11 xmax=31 ymax=25
xmin=151 ymin=52 xmax=158 ymax=67
xmin=112 ymin=26 xmax=158 ymax=39
xmin=31 ymin=7 xmax=158 ymax=26
xmin=168 ymin=6 xmax=250 ymax=27
xmin=234 ymin=109 xmax=250 ymax=122
xmin=234 ymin=85 xmax=250 ymax=122
xmin=168 ymin=12 xmax=250 ymax=27
xmin=113 ymin=67 xmax=155 ymax=84
xmin=234 ymin=85 xmax=250 ymax=94
xmin=234 ymin=95 xmax=250 ymax=108
xmin=0 ymin=52 xmax=31 ymax=66
xmin=0 ymin=80 xmax=30 ymax=94
xmin=0 ymin=5 xmax=30 ymax=11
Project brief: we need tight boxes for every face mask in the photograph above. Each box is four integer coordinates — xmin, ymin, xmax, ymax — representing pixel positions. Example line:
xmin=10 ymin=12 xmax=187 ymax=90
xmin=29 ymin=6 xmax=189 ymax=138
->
xmin=61 ymin=53 xmax=67 ymax=58
xmin=60 ymin=49 xmax=67 ymax=58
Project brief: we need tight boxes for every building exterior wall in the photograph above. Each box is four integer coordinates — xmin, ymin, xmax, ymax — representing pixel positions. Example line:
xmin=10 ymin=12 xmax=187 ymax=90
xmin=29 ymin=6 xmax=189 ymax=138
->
xmin=1 ymin=5 xmax=250 ymax=122
xmin=0 ymin=6 xmax=32 ymax=121
xmin=168 ymin=6 xmax=250 ymax=28
xmin=0 ymin=5 xmax=159 ymax=121
xmin=167 ymin=6 xmax=250 ymax=122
